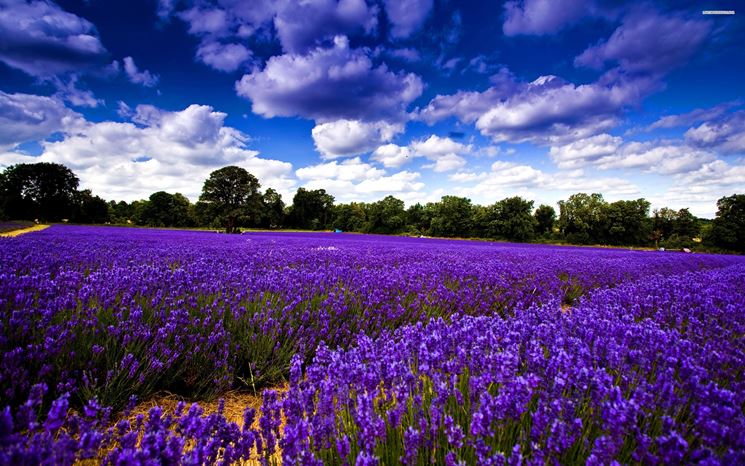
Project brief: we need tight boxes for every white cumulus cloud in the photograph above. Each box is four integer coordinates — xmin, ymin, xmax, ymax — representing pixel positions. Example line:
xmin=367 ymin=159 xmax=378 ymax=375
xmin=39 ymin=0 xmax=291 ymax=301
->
xmin=0 ymin=91 xmax=84 ymax=151
xmin=549 ymin=133 xmax=622 ymax=169
xmin=550 ymin=136 xmax=715 ymax=175
xmin=312 ymin=119 xmax=403 ymax=159
xmin=383 ymin=0 xmax=434 ymax=38
xmin=295 ymin=156 xmax=424 ymax=202
xmin=235 ymin=36 xmax=423 ymax=122
xmin=371 ymin=143 xmax=412 ymax=168
xmin=123 ymin=57 xmax=159 ymax=87
xmin=196 ymin=41 xmax=252 ymax=72
xmin=2 ymin=102 xmax=294 ymax=201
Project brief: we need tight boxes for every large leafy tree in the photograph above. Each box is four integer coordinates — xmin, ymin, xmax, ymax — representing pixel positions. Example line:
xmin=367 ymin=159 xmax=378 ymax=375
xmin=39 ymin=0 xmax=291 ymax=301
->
xmin=108 ymin=200 xmax=135 ymax=224
xmin=672 ymin=208 xmax=699 ymax=239
xmin=651 ymin=207 xmax=700 ymax=248
xmin=364 ymin=195 xmax=406 ymax=234
xmin=558 ymin=193 xmax=607 ymax=244
xmin=405 ymin=203 xmax=430 ymax=235
xmin=333 ymin=202 xmax=367 ymax=232
xmin=494 ymin=196 xmax=536 ymax=242
xmin=73 ymin=189 xmax=110 ymax=224
xmin=287 ymin=188 xmax=335 ymax=230
xmin=261 ymin=188 xmax=285 ymax=229
xmin=198 ymin=166 xmax=261 ymax=233
xmin=603 ymin=199 xmax=651 ymax=246
xmin=534 ymin=204 xmax=556 ymax=236
xmin=428 ymin=196 xmax=473 ymax=238
xmin=140 ymin=191 xmax=193 ymax=227
xmin=473 ymin=197 xmax=536 ymax=241
xmin=471 ymin=204 xmax=495 ymax=238
xmin=651 ymin=207 xmax=677 ymax=247
xmin=0 ymin=162 xmax=79 ymax=221
xmin=709 ymin=194 xmax=745 ymax=252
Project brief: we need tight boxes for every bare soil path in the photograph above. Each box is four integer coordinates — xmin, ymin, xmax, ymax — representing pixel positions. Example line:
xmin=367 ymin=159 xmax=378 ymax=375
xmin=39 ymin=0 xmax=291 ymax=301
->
xmin=0 ymin=224 xmax=50 ymax=237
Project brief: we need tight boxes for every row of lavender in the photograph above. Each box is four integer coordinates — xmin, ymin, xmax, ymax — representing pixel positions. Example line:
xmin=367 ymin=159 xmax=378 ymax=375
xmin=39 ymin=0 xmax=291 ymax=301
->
xmin=4 ymin=265 xmax=744 ymax=464
xmin=279 ymin=263 xmax=745 ymax=465
xmin=1 ymin=225 xmax=743 ymax=463
xmin=4 ymin=226 xmax=733 ymax=409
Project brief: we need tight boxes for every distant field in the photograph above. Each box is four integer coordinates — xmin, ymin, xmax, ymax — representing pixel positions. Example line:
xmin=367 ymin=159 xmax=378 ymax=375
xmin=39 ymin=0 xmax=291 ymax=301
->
xmin=1 ymin=225 xmax=744 ymax=464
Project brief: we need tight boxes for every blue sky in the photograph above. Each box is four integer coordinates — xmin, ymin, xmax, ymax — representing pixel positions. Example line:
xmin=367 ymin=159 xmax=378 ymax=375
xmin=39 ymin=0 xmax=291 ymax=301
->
xmin=0 ymin=0 xmax=743 ymax=217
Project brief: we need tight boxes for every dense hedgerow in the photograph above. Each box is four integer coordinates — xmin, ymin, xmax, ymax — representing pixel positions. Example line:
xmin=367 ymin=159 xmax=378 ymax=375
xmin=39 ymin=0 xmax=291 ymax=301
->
xmin=1 ymin=226 xmax=743 ymax=464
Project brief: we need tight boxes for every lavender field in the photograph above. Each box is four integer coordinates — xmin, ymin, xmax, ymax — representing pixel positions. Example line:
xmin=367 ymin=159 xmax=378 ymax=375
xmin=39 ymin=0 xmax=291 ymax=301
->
xmin=1 ymin=225 xmax=744 ymax=465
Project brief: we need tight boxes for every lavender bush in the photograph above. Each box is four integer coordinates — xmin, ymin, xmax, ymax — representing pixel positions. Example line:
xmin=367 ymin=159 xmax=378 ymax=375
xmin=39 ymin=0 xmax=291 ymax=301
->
xmin=281 ymin=265 xmax=745 ymax=464
xmin=1 ymin=225 xmax=743 ymax=464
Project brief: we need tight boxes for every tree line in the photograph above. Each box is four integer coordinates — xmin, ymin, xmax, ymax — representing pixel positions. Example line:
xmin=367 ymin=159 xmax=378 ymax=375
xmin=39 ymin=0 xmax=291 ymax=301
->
xmin=1 ymin=162 xmax=743 ymax=252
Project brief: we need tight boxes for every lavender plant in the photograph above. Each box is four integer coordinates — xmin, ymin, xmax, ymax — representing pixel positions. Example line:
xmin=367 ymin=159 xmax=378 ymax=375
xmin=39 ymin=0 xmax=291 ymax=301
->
xmin=280 ymin=264 xmax=745 ymax=464
xmin=1 ymin=225 xmax=743 ymax=464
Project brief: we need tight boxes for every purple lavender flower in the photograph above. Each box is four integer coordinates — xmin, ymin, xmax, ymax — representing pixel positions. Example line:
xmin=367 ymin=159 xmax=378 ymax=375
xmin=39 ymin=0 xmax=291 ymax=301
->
xmin=1 ymin=225 xmax=744 ymax=463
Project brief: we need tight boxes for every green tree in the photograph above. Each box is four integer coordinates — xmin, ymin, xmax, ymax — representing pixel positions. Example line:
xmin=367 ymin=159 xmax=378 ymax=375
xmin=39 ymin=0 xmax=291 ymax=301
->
xmin=557 ymin=193 xmax=607 ymax=244
xmin=651 ymin=207 xmax=700 ymax=249
xmin=139 ymin=191 xmax=193 ymax=227
xmin=494 ymin=196 xmax=536 ymax=242
xmin=0 ymin=162 xmax=79 ymax=221
xmin=287 ymin=188 xmax=335 ymax=230
xmin=364 ymin=196 xmax=406 ymax=234
xmin=651 ymin=207 xmax=677 ymax=247
xmin=199 ymin=166 xmax=262 ymax=233
xmin=333 ymin=202 xmax=367 ymax=232
xmin=534 ymin=204 xmax=556 ymax=236
xmin=429 ymin=196 xmax=473 ymax=238
xmin=471 ymin=204 xmax=496 ymax=238
xmin=708 ymin=194 xmax=745 ymax=252
xmin=129 ymin=200 xmax=149 ymax=225
xmin=108 ymin=200 xmax=138 ymax=224
xmin=175 ymin=194 xmax=196 ymax=227
xmin=672 ymin=208 xmax=699 ymax=239
xmin=73 ymin=189 xmax=110 ymax=224
xmin=193 ymin=201 xmax=214 ymax=228
xmin=261 ymin=188 xmax=285 ymax=229
xmin=603 ymin=199 xmax=651 ymax=246
xmin=405 ymin=203 xmax=430 ymax=235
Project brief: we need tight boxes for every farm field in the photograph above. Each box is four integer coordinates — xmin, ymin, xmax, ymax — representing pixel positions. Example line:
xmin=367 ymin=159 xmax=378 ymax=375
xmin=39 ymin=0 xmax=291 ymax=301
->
xmin=1 ymin=225 xmax=744 ymax=464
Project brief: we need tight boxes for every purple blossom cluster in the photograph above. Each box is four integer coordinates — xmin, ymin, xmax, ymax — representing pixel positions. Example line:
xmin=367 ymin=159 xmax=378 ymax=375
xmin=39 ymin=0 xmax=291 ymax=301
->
xmin=1 ymin=383 xmax=282 ymax=465
xmin=280 ymin=264 xmax=745 ymax=464
xmin=1 ymin=225 xmax=743 ymax=464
